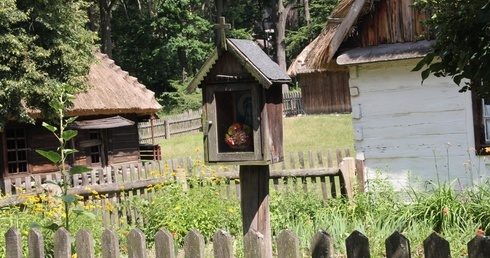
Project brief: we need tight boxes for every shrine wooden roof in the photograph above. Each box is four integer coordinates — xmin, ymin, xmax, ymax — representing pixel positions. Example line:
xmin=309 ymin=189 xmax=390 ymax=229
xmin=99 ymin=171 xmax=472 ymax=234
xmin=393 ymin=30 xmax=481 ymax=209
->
xmin=188 ymin=38 xmax=291 ymax=91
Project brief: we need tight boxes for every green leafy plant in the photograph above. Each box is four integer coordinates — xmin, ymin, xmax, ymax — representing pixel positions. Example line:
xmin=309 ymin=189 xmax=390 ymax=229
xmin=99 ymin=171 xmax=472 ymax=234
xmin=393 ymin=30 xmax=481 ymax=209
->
xmin=35 ymin=84 xmax=92 ymax=232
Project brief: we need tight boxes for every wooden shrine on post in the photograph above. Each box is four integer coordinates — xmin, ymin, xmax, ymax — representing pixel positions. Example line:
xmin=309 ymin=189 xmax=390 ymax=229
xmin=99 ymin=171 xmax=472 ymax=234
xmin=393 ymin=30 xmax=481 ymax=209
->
xmin=188 ymin=17 xmax=292 ymax=258
xmin=189 ymin=17 xmax=291 ymax=165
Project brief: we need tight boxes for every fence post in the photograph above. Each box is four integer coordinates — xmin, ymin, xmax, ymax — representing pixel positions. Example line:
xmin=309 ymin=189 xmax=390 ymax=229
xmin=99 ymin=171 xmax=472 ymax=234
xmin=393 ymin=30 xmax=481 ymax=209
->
xmin=184 ymin=229 xmax=205 ymax=258
xmin=127 ymin=228 xmax=147 ymax=258
xmin=54 ymin=228 xmax=72 ymax=258
xmin=424 ymin=232 xmax=450 ymax=258
xmin=310 ymin=230 xmax=334 ymax=258
xmin=76 ymin=229 xmax=95 ymax=258
xmin=155 ymin=229 xmax=175 ymax=258
xmin=339 ymin=157 xmax=356 ymax=198
xmin=277 ymin=229 xmax=301 ymax=258
xmin=244 ymin=229 xmax=266 ymax=258
xmin=213 ymin=229 xmax=234 ymax=258
xmin=28 ymin=228 xmax=44 ymax=258
xmin=346 ymin=230 xmax=370 ymax=258
xmin=468 ymin=234 xmax=490 ymax=257
xmin=101 ymin=228 xmax=120 ymax=258
xmin=5 ymin=227 xmax=22 ymax=258
xmin=164 ymin=120 xmax=170 ymax=139
xmin=385 ymin=231 xmax=410 ymax=258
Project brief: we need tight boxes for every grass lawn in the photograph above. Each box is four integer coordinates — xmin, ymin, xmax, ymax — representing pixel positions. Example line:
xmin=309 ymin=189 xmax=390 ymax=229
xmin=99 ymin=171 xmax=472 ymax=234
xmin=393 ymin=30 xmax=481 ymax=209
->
xmin=157 ymin=114 xmax=354 ymax=160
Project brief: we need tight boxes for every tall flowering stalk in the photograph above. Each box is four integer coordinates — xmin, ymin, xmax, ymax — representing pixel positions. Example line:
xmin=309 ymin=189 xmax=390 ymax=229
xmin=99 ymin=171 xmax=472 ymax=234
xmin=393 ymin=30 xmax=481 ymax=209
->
xmin=35 ymin=84 xmax=91 ymax=231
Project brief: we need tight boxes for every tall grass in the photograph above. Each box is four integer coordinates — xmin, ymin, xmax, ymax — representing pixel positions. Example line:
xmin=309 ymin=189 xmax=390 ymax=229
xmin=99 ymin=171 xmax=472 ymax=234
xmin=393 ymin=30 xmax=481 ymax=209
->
xmin=158 ymin=114 xmax=354 ymax=160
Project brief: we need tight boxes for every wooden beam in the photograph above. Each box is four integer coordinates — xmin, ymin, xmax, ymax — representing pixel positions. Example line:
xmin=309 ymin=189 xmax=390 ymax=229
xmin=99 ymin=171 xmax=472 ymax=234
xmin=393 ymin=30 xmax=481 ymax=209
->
xmin=240 ymin=165 xmax=272 ymax=258
xmin=326 ymin=0 xmax=369 ymax=63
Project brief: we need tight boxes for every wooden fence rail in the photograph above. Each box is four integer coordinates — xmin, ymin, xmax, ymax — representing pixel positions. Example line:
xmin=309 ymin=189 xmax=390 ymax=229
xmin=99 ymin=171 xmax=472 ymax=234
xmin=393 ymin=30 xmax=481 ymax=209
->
xmin=5 ymin=226 xmax=489 ymax=258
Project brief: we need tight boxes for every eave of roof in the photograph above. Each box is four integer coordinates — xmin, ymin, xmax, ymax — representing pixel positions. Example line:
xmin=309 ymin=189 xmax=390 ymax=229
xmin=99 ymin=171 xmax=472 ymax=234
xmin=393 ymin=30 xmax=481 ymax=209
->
xmin=336 ymin=40 xmax=435 ymax=65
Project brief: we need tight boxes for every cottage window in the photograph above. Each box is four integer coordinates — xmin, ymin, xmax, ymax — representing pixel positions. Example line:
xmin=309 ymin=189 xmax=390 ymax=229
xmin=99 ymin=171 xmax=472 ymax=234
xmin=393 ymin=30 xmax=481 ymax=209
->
xmin=483 ymin=99 xmax=490 ymax=144
xmin=6 ymin=127 xmax=28 ymax=173
xmin=89 ymin=130 xmax=101 ymax=164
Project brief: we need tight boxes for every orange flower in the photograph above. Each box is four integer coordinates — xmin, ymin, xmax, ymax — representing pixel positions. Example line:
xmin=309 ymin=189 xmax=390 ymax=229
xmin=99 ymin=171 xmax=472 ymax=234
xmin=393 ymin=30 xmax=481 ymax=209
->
xmin=442 ymin=208 xmax=449 ymax=214
xmin=477 ymin=229 xmax=485 ymax=235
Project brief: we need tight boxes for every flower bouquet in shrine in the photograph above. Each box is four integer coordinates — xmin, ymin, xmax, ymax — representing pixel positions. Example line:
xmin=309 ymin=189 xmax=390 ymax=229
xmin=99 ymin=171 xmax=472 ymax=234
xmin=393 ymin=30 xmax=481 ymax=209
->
xmin=225 ymin=122 xmax=251 ymax=150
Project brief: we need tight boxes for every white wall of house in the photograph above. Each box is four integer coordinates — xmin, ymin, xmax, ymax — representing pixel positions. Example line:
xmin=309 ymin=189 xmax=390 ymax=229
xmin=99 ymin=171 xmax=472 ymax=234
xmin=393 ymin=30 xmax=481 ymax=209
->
xmin=347 ymin=58 xmax=489 ymax=190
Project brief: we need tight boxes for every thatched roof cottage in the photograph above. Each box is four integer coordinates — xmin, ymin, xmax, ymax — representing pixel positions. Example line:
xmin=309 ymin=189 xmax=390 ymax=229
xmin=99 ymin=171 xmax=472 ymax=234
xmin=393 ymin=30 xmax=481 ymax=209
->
xmin=1 ymin=52 xmax=161 ymax=185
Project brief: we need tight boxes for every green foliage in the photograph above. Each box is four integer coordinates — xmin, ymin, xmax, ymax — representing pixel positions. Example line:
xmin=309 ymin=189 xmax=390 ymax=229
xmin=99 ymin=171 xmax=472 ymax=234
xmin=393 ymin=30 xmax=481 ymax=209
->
xmin=111 ymin=0 xmax=214 ymax=97
xmin=136 ymin=174 xmax=242 ymax=247
xmin=34 ymin=84 xmax=93 ymax=233
xmin=0 ymin=0 xmax=97 ymax=129
xmin=286 ymin=0 xmax=340 ymax=61
xmin=406 ymin=180 xmax=471 ymax=234
xmin=412 ymin=0 xmax=490 ymax=95
xmin=158 ymin=80 xmax=202 ymax=115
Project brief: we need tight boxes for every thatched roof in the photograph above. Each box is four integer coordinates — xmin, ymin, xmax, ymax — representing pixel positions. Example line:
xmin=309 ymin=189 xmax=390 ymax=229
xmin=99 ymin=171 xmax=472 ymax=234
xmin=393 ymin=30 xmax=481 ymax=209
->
xmin=287 ymin=0 xmax=374 ymax=77
xmin=66 ymin=52 xmax=161 ymax=117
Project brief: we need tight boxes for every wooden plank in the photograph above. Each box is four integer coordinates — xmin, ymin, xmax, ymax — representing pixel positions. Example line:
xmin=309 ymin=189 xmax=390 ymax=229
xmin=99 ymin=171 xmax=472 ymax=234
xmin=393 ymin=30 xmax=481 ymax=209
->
xmin=424 ymin=232 xmax=450 ymax=258
xmin=240 ymin=165 xmax=272 ymax=258
xmin=467 ymin=234 xmax=490 ymax=257
xmin=75 ymin=229 xmax=95 ymax=258
xmin=5 ymin=227 xmax=22 ymax=258
xmin=127 ymin=229 xmax=147 ymax=258
xmin=243 ymin=230 xmax=266 ymax=258
xmin=310 ymin=230 xmax=334 ymax=258
xmin=386 ymin=231 xmax=410 ymax=258
xmin=155 ymin=229 xmax=175 ymax=258
xmin=213 ymin=230 xmax=233 ymax=258
xmin=346 ymin=230 xmax=370 ymax=258
xmin=277 ymin=229 xmax=301 ymax=258
xmin=101 ymin=228 xmax=120 ymax=258
xmin=184 ymin=229 xmax=205 ymax=258
xmin=326 ymin=0 xmax=369 ymax=63
xmin=28 ymin=229 xmax=45 ymax=258
xmin=54 ymin=228 xmax=71 ymax=258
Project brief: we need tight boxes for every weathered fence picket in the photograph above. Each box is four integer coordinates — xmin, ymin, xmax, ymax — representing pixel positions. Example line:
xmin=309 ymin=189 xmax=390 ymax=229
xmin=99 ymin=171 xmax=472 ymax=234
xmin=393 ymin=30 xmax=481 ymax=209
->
xmin=6 ymin=227 xmax=486 ymax=258
xmin=0 ymin=149 xmax=359 ymax=229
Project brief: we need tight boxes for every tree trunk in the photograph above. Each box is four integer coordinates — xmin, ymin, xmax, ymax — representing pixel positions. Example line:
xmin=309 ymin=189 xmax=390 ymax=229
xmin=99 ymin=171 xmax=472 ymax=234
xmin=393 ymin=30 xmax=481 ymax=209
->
xmin=276 ymin=0 xmax=293 ymax=93
xmin=99 ymin=0 xmax=115 ymax=58
xmin=304 ymin=0 xmax=310 ymax=25
xmin=177 ymin=47 xmax=188 ymax=82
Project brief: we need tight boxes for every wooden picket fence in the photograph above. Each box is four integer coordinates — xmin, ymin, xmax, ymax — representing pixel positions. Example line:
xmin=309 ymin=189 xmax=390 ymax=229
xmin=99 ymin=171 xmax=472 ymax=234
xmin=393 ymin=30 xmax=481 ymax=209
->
xmin=138 ymin=109 xmax=203 ymax=144
xmin=0 ymin=149 xmax=361 ymax=227
xmin=5 ymin=226 xmax=490 ymax=257
xmin=283 ymin=91 xmax=305 ymax=117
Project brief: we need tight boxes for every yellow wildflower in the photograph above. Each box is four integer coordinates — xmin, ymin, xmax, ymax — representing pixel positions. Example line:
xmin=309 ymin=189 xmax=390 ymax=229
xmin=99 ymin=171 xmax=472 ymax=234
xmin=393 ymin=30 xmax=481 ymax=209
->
xmin=228 ymin=208 xmax=234 ymax=213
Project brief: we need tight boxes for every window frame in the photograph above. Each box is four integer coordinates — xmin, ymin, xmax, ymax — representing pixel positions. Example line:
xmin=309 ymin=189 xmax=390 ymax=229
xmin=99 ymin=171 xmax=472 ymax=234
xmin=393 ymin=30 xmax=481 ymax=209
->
xmin=4 ymin=127 xmax=29 ymax=174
